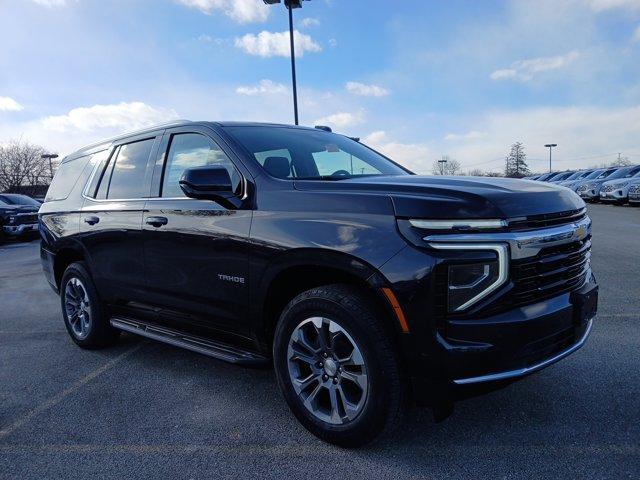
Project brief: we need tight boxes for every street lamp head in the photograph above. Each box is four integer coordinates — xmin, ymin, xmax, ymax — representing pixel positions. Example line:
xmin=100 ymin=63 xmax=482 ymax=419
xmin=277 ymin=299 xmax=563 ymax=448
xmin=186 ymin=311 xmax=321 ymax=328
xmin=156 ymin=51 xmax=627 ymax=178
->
xmin=41 ymin=153 xmax=59 ymax=159
xmin=263 ymin=0 xmax=306 ymax=7
xmin=544 ymin=144 xmax=558 ymax=148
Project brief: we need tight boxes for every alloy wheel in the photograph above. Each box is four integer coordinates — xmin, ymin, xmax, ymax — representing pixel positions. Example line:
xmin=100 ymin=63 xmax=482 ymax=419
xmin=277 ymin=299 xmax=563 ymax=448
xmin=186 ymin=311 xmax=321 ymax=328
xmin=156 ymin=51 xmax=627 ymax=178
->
xmin=287 ymin=317 xmax=368 ymax=425
xmin=64 ymin=277 xmax=92 ymax=339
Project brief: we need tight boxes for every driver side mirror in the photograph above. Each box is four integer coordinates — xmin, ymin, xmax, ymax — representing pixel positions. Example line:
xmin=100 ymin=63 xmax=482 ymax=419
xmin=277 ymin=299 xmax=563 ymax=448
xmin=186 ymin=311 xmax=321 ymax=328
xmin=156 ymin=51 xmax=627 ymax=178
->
xmin=179 ymin=166 xmax=241 ymax=209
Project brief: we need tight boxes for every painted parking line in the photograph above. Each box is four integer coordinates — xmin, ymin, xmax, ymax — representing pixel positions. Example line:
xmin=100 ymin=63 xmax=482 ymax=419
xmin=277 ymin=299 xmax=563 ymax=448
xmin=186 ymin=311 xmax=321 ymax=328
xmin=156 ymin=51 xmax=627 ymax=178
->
xmin=0 ymin=343 xmax=144 ymax=440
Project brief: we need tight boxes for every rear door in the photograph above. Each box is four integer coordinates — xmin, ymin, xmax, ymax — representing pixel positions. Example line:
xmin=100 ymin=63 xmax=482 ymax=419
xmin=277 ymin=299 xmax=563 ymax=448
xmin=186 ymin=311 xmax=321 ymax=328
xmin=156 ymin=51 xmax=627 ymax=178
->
xmin=79 ymin=132 xmax=161 ymax=318
xmin=142 ymin=126 xmax=253 ymax=340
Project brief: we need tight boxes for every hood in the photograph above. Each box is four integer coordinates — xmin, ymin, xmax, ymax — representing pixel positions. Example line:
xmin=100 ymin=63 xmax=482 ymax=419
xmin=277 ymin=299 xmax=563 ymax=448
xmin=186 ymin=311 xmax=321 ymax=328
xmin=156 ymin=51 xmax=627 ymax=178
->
xmin=295 ymin=175 xmax=584 ymax=219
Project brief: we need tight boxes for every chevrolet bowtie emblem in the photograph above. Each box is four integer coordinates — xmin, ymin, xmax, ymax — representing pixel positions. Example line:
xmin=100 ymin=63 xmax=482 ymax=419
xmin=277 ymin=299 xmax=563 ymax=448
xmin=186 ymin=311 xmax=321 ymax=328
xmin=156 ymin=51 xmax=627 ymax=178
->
xmin=574 ymin=224 xmax=587 ymax=240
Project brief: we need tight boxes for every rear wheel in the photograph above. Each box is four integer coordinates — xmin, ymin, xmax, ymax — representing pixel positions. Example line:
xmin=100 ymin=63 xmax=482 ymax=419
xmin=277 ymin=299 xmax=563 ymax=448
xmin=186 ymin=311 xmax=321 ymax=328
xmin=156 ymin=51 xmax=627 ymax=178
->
xmin=60 ymin=262 xmax=119 ymax=349
xmin=273 ymin=284 xmax=405 ymax=447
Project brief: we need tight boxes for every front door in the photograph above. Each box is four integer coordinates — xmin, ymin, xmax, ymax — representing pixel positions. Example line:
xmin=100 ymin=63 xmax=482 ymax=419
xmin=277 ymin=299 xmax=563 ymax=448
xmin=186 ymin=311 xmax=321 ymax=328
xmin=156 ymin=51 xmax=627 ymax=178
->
xmin=142 ymin=128 xmax=252 ymax=340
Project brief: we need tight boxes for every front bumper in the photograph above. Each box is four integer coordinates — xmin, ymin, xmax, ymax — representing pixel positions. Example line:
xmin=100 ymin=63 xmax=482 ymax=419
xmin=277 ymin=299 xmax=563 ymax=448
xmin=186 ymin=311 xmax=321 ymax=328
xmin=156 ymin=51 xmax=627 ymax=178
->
xmin=3 ymin=223 xmax=39 ymax=237
xmin=600 ymin=189 xmax=627 ymax=202
xmin=578 ymin=188 xmax=600 ymax=200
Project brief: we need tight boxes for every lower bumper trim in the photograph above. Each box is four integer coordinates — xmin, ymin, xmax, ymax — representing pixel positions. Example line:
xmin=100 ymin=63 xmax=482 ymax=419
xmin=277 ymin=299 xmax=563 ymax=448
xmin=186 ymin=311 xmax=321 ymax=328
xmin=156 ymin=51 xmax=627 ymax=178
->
xmin=452 ymin=318 xmax=593 ymax=385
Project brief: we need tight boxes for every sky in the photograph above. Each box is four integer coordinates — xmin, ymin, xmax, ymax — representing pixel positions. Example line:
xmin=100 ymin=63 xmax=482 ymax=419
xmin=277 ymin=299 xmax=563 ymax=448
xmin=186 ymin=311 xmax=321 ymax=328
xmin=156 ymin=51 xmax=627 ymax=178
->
xmin=1 ymin=0 xmax=640 ymax=174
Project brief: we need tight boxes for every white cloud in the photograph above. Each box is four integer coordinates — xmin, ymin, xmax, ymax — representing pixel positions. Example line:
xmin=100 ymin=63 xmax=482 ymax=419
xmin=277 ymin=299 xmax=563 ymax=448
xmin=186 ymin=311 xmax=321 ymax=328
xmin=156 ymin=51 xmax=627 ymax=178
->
xmin=31 ymin=0 xmax=70 ymax=6
xmin=234 ymin=30 xmax=321 ymax=57
xmin=490 ymin=51 xmax=580 ymax=81
xmin=633 ymin=25 xmax=640 ymax=42
xmin=314 ymin=111 xmax=364 ymax=129
xmin=236 ymin=79 xmax=288 ymax=95
xmin=436 ymin=105 xmax=640 ymax=172
xmin=300 ymin=17 xmax=320 ymax=28
xmin=362 ymin=131 xmax=433 ymax=174
xmin=0 ymin=97 xmax=24 ymax=112
xmin=328 ymin=38 xmax=338 ymax=48
xmin=41 ymin=101 xmax=178 ymax=133
xmin=444 ymin=130 xmax=485 ymax=141
xmin=345 ymin=82 xmax=389 ymax=97
xmin=176 ymin=0 xmax=270 ymax=23
xmin=589 ymin=0 xmax=640 ymax=11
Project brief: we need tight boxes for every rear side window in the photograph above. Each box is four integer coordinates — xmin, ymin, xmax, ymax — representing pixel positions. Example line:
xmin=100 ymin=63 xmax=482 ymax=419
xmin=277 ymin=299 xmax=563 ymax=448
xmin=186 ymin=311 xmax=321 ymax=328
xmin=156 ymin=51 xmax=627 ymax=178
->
xmin=104 ymin=138 xmax=155 ymax=199
xmin=45 ymin=155 xmax=92 ymax=201
xmin=162 ymin=133 xmax=241 ymax=198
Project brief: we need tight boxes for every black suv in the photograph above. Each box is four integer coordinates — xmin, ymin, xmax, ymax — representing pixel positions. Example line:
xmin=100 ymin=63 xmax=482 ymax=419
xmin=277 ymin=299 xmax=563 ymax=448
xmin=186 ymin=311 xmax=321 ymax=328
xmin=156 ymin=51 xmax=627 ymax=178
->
xmin=40 ymin=121 xmax=598 ymax=446
xmin=0 ymin=194 xmax=40 ymax=242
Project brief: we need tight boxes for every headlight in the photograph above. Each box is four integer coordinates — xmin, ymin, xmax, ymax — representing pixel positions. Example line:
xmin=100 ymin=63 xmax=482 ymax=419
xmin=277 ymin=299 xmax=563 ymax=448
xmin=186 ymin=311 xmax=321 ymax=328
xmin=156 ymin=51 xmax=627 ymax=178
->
xmin=613 ymin=182 xmax=628 ymax=189
xmin=429 ymin=243 xmax=509 ymax=312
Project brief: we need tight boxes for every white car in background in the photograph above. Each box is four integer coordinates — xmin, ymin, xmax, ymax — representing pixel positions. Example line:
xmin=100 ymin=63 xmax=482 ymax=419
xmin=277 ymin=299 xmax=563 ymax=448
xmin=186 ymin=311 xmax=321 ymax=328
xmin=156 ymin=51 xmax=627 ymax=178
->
xmin=599 ymin=167 xmax=640 ymax=204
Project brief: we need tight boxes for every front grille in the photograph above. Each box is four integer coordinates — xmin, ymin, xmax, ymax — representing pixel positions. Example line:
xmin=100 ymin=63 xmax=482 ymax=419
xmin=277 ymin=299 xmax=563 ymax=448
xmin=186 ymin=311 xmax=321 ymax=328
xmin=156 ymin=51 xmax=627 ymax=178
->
xmin=12 ymin=213 xmax=38 ymax=225
xmin=507 ymin=208 xmax=586 ymax=231
xmin=508 ymin=237 xmax=591 ymax=308
xmin=601 ymin=184 xmax=615 ymax=193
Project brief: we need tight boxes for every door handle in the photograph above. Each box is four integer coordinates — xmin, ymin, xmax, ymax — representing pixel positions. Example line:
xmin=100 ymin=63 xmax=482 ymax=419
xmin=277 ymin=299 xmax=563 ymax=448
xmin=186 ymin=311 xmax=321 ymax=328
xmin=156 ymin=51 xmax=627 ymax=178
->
xmin=146 ymin=216 xmax=168 ymax=228
xmin=84 ymin=216 xmax=100 ymax=225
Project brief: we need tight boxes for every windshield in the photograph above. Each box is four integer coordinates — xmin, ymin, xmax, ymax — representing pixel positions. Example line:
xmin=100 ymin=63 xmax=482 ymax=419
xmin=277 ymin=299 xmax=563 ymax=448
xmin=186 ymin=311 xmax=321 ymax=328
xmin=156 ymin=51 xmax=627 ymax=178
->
xmin=566 ymin=171 xmax=588 ymax=180
xmin=225 ymin=126 xmax=410 ymax=180
xmin=606 ymin=166 xmax=640 ymax=180
xmin=595 ymin=169 xmax=615 ymax=179
xmin=0 ymin=194 xmax=40 ymax=206
xmin=551 ymin=172 xmax=574 ymax=181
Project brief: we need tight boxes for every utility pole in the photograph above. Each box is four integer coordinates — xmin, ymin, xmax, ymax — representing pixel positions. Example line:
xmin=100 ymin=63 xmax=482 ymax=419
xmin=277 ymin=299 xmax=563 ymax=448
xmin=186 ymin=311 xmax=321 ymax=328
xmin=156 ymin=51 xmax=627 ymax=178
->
xmin=544 ymin=143 xmax=557 ymax=173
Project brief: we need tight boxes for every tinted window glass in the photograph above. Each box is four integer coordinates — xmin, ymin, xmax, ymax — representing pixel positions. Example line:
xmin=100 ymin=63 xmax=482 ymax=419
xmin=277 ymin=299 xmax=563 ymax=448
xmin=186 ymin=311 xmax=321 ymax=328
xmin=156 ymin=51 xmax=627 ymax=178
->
xmin=162 ymin=133 xmax=240 ymax=197
xmin=106 ymin=139 xmax=154 ymax=199
xmin=226 ymin=126 xmax=408 ymax=180
xmin=45 ymin=152 xmax=102 ymax=201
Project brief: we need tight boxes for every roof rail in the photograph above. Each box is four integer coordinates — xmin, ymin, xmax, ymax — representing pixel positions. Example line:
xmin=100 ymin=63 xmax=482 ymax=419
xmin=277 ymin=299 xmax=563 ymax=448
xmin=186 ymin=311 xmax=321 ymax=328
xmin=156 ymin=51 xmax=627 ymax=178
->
xmin=315 ymin=125 xmax=332 ymax=132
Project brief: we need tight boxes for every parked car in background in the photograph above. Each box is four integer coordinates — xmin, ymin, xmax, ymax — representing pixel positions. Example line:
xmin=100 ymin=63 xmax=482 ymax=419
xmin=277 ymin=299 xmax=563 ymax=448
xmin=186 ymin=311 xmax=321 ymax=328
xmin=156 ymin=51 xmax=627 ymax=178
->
xmin=548 ymin=171 xmax=577 ymax=183
xmin=599 ymin=166 xmax=640 ymax=204
xmin=575 ymin=167 xmax=620 ymax=200
xmin=534 ymin=172 xmax=559 ymax=182
xmin=557 ymin=170 xmax=595 ymax=190
xmin=629 ymin=184 xmax=640 ymax=205
xmin=39 ymin=121 xmax=598 ymax=447
xmin=0 ymin=195 xmax=40 ymax=242
xmin=576 ymin=166 xmax=637 ymax=202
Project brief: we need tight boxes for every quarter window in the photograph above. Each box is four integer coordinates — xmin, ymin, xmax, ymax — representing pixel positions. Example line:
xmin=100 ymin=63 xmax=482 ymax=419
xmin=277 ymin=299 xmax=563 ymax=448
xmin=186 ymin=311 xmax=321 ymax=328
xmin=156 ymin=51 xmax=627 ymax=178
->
xmin=162 ymin=133 xmax=241 ymax=198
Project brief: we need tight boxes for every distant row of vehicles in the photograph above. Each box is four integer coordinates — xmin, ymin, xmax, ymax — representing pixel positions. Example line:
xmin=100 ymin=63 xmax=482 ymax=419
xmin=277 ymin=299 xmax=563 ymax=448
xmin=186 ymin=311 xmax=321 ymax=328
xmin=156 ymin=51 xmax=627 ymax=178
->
xmin=0 ymin=193 xmax=41 ymax=244
xmin=525 ymin=165 xmax=640 ymax=205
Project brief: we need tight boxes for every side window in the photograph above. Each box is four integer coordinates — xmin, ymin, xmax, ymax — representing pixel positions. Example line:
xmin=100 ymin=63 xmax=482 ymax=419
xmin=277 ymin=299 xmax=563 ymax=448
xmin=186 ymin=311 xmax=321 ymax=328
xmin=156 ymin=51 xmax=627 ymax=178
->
xmin=45 ymin=154 xmax=92 ymax=202
xmin=162 ymin=133 xmax=241 ymax=198
xmin=106 ymin=138 xmax=155 ymax=199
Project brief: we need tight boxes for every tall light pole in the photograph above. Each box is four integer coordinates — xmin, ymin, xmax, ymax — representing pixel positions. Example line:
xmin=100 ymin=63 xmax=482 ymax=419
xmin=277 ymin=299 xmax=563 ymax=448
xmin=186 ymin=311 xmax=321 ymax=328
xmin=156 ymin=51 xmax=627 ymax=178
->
xmin=544 ymin=143 xmax=557 ymax=173
xmin=263 ymin=0 xmax=308 ymax=125
xmin=438 ymin=156 xmax=448 ymax=175
xmin=41 ymin=153 xmax=58 ymax=180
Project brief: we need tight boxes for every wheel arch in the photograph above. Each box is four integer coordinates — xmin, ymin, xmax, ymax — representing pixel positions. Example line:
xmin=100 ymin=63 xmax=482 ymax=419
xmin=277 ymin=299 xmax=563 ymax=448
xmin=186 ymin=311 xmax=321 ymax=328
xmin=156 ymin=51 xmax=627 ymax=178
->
xmin=252 ymin=249 xmax=401 ymax=352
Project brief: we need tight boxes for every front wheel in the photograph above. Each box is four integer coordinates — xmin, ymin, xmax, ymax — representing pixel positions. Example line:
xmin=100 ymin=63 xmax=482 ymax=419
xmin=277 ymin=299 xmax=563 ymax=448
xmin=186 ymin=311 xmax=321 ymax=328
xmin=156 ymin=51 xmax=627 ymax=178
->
xmin=273 ymin=284 xmax=405 ymax=447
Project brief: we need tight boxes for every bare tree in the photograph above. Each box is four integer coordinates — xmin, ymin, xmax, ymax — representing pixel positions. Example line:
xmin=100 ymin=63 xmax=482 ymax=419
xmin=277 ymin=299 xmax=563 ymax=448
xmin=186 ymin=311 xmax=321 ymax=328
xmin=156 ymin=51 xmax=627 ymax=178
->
xmin=432 ymin=155 xmax=462 ymax=175
xmin=611 ymin=154 xmax=631 ymax=167
xmin=468 ymin=168 xmax=485 ymax=176
xmin=504 ymin=142 xmax=530 ymax=178
xmin=0 ymin=139 xmax=51 ymax=192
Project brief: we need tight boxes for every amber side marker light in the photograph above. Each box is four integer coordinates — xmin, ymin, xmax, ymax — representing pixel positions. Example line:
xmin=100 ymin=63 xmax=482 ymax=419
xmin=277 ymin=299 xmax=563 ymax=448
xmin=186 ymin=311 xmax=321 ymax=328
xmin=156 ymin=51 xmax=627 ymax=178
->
xmin=380 ymin=288 xmax=410 ymax=333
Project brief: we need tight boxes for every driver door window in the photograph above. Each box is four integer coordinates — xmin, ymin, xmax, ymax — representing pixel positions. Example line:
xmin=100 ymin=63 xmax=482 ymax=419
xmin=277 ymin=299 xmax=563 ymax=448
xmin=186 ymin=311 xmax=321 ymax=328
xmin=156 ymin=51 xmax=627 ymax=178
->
xmin=162 ymin=133 xmax=241 ymax=197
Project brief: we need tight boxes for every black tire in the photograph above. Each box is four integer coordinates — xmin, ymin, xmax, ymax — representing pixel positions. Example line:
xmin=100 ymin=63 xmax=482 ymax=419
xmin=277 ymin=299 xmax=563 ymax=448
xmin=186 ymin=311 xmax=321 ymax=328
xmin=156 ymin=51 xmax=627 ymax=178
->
xmin=273 ymin=284 xmax=405 ymax=447
xmin=60 ymin=262 xmax=120 ymax=349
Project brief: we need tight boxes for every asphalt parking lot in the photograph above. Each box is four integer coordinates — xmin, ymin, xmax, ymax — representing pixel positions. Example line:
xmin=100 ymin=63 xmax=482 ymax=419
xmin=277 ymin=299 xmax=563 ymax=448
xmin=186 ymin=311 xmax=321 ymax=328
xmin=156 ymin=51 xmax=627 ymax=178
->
xmin=1 ymin=203 xmax=639 ymax=479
